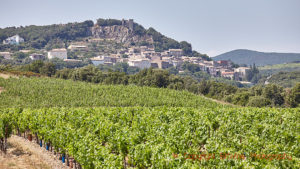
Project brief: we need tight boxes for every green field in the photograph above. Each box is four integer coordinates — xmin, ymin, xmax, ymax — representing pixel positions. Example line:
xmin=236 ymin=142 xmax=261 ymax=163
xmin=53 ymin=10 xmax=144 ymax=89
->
xmin=258 ymin=63 xmax=300 ymax=75
xmin=259 ymin=63 xmax=300 ymax=70
xmin=0 ymin=77 xmax=299 ymax=168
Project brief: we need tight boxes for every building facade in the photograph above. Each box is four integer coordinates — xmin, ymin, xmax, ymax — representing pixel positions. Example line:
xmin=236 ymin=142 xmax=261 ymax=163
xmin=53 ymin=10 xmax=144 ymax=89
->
xmin=48 ymin=48 xmax=67 ymax=60
xmin=128 ymin=59 xmax=151 ymax=69
xmin=91 ymin=56 xmax=112 ymax=66
xmin=168 ymin=49 xmax=183 ymax=57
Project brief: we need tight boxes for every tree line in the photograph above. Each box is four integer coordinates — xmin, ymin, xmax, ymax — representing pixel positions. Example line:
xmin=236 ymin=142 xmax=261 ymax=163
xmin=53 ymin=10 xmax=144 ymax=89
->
xmin=0 ymin=21 xmax=94 ymax=51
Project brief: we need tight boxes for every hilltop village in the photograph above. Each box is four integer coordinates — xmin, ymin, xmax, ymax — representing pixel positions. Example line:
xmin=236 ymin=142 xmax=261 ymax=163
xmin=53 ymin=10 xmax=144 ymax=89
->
xmin=0 ymin=19 xmax=250 ymax=81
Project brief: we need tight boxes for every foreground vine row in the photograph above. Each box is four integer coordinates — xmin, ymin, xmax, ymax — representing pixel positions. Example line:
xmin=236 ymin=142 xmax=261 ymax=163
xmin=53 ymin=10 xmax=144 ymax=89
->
xmin=0 ymin=107 xmax=299 ymax=168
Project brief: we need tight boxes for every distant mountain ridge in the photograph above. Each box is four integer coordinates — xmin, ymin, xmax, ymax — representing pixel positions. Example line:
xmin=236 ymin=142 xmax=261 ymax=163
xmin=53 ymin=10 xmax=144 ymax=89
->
xmin=212 ymin=49 xmax=300 ymax=66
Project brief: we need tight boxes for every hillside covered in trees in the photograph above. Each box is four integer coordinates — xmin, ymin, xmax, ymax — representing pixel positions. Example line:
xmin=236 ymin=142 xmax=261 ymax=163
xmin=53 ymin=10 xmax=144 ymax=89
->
xmin=213 ymin=49 xmax=300 ymax=66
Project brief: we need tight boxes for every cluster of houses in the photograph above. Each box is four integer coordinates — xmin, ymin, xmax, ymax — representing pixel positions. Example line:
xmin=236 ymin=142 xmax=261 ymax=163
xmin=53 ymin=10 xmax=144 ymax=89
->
xmin=88 ymin=46 xmax=250 ymax=80
xmin=1 ymin=35 xmax=250 ymax=81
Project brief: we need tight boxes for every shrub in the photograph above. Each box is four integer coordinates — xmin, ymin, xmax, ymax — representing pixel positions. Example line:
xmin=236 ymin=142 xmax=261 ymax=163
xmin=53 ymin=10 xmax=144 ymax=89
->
xmin=247 ymin=96 xmax=271 ymax=107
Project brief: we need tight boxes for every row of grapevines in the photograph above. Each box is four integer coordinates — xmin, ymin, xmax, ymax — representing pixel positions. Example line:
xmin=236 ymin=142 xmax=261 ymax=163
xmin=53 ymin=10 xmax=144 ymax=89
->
xmin=0 ymin=109 xmax=13 ymax=153
xmin=0 ymin=107 xmax=299 ymax=168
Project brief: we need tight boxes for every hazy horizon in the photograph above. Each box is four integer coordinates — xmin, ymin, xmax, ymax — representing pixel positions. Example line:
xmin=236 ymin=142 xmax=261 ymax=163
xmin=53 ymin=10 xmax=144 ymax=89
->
xmin=1 ymin=0 xmax=299 ymax=57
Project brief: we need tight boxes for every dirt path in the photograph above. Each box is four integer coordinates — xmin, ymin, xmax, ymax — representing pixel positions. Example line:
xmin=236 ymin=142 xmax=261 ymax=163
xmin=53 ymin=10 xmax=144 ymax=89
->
xmin=0 ymin=135 xmax=69 ymax=169
xmin=0 ymin=73 xmax=18 ymax=79
xmin=0 ymin=73 xmax=11 ymax=79
xmin=204 ymin=96 xmax=240 ymax=107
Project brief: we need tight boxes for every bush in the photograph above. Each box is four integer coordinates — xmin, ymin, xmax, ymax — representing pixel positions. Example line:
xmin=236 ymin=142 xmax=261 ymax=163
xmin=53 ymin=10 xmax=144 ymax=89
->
xmin=96 ymin=19 xmax=122 ymax=26
xmin=247 ymin=96 xmax=271 ymax=107
xmin=285 ymin=83 xmax=300 ymax=107
xmin=262 ymin=84 xmax=284 ymax=106
xmin=232 ymin=92 xmax=251 ymax=106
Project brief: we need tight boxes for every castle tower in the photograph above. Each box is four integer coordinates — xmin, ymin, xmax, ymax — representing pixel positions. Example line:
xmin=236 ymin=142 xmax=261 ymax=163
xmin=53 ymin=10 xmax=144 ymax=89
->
xmin=122 ymin=19 xmax=125 ymax=26
xmin=128 ymin=19 xmax=134 ymax=31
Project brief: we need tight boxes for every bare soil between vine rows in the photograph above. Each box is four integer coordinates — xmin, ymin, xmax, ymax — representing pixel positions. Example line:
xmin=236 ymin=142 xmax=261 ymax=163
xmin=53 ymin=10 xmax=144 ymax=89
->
xmin=0 ymin=135 xmax=69 ymax=169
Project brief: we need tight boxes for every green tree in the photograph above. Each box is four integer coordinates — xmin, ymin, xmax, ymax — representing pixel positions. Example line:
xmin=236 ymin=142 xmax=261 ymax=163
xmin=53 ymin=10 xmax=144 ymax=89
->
xmin=25 ymin=60 xmax=44 ymax=73
xmin=232 ymin=91 xmax=251 ymax=106
xmin=262 ymin=84 xmax=284 ymax=106
xmin=40 ymin=62 xmax=56 ymax=76
xmin=247 ymin=96 xmax=271 ymax=107
xmin=285 ymin=83 xmax=300 ymax=107
xmin=180 ymin=41 xmax=192 ymax=55
xmin=13 ymin=52 xmax=28 ymax=59
xmin=246 ymin=64 xmax=259 ymax=82
xmin=181 ymin=62 xmax=201 ymax=73
xmin=55 ymin=68 xmax=73 ymax=79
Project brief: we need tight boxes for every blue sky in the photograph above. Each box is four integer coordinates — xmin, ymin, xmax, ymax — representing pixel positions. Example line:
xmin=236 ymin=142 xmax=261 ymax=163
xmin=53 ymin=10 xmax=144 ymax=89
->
xmin=0 ymin=0 xmax=299 ymax=56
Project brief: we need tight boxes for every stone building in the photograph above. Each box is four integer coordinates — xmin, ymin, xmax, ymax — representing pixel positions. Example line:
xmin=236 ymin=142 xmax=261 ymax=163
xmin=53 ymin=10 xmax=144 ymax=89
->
xmin=48 ymin=48 xmax=67 ymax=60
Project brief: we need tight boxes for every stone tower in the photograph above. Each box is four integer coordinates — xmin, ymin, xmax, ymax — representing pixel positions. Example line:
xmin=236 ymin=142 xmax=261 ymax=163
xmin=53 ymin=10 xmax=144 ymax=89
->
xmin=128 ymin=19 xmax=134 ymax=31
xmin=122 ymin=19 xmax=126 ymax=26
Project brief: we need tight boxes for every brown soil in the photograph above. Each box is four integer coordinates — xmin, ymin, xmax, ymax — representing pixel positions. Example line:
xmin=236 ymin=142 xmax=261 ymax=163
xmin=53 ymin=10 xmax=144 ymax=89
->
xmin=0 ymin=135 xmax=69 ymax=169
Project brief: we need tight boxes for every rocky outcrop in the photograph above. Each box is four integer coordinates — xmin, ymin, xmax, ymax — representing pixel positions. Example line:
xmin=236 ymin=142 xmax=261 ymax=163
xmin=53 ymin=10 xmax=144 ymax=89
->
xmin=91 ymin=25 xmax=153 ymax=46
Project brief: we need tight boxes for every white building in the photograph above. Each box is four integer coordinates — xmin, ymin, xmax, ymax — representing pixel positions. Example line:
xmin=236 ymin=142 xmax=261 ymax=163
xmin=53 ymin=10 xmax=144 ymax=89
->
xmin=64 ymin=59 xmax=82 ymax=62
xmin=68 ymin=45 xmax=87 ymax=51
xmin=221 ymin=72 xmax=235 ymax=80
xmin=234 ymin=67 xmax=250 ymax=78
xmin=48 ymin=48 xmax=67 ymax=60
xmin=3 ymin=34 xmax=24 ymax=45
xmin=91 ymin=56 xmax=112 ymax=66
xmin=128 ymin=59 xmax=151 ymax=69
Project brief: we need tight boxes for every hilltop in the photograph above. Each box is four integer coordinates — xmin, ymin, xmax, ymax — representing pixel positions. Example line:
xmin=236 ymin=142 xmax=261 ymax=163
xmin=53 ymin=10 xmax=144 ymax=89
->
xmin=212 ymin=49 xmax=300 ymax=66
xmin=0 ymin=18 xmax=209 ymax=60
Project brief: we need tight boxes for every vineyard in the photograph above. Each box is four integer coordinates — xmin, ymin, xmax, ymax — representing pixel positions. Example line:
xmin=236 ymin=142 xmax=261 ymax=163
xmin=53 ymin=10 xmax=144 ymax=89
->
xmin=0 ymin=77 xmax=299 ymax=168
xmin=0 ymin=107 xmax=299 ymax=168
xmin=0 ymin=77 xmax=222 ymax=109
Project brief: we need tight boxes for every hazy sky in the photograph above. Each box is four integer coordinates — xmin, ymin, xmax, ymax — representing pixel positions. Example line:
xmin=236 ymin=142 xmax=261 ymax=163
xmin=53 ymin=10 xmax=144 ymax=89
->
xmin=1 ymin=0 xmax=299 ymax=56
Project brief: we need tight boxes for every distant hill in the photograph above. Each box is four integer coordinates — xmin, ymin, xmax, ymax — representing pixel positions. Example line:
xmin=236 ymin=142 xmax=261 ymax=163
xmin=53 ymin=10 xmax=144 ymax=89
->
xmin=212 ymin=49 xmax=300 ymax=66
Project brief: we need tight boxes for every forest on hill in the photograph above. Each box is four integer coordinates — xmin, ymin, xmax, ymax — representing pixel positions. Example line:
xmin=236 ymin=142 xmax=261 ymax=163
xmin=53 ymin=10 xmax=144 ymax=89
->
xmin=213 ymin=49 xmax=300 ymax=66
